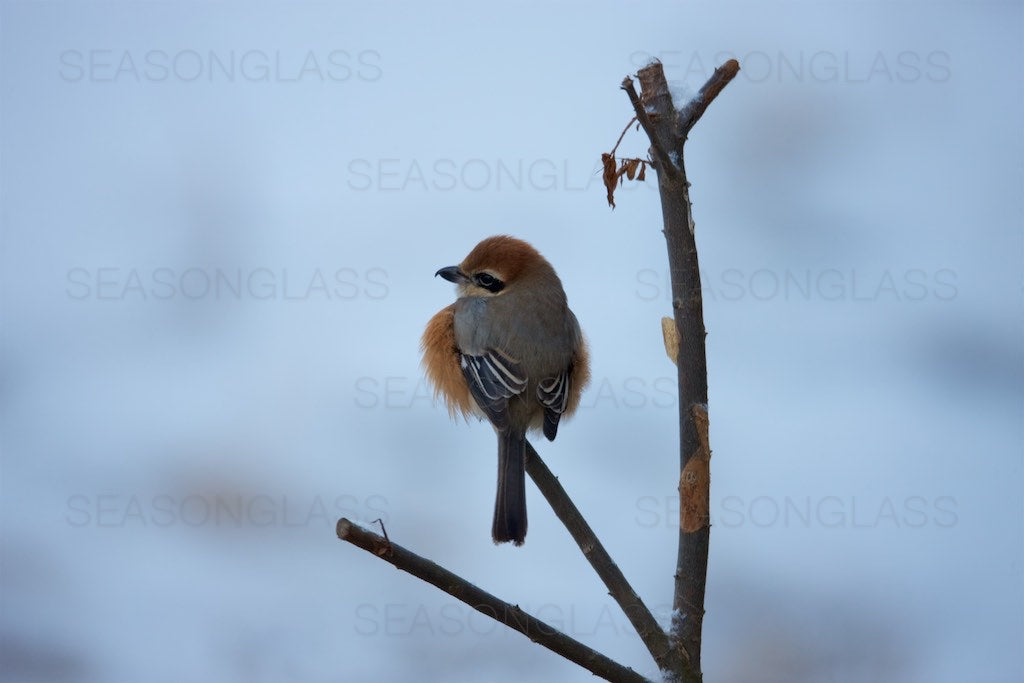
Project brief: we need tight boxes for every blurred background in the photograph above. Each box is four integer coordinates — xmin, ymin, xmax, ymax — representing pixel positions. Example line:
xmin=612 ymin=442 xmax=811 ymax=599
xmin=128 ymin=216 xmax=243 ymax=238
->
xmin=1 ymin=2 xmax=1021 ymax=682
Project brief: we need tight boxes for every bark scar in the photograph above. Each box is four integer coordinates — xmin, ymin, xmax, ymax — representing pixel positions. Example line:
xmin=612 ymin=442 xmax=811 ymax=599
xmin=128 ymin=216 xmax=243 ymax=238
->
xmin=679 ymin=403 xmax=710 ymax=533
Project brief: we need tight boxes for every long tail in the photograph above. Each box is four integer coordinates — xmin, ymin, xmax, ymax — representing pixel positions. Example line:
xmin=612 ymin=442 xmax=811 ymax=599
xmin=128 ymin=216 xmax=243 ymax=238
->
xmin=492 ymin=431 xmax=527 ymax=545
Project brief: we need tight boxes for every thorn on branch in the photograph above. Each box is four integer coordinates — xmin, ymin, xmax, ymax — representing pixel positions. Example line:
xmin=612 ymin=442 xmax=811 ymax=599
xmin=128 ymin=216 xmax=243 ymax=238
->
xmin=372 ymin=518 xmax=393 ymax=556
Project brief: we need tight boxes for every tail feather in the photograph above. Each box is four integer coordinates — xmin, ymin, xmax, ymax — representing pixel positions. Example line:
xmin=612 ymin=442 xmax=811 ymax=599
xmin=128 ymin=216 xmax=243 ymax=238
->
xmin=492 ymin=432 xmax=527 ymax=545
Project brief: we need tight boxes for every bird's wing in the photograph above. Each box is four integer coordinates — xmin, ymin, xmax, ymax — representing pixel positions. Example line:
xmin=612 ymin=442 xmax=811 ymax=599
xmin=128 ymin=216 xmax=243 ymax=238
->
xmin=538 ymin=365 xmax=573 ymax=441
xmin=460 ymin=349 xmax=527 ymax=433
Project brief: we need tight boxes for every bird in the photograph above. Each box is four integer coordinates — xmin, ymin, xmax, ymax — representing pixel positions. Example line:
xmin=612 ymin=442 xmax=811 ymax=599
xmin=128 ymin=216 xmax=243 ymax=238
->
xmin=421 ymin=235 xmax=590 ymax=546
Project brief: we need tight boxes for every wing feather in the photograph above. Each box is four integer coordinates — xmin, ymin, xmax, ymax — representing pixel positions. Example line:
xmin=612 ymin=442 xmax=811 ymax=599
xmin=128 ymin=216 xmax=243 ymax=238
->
xmin=460 ymin=349 xmax=527 ymax=432
xmin=538 ymin=365 xmax=573 ymax=441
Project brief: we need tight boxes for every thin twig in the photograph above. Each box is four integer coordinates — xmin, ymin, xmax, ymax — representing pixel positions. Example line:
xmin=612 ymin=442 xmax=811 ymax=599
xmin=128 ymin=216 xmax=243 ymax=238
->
xmin=609 ymin=115 xmax=638 ymax=157
xmin=336 ymin=518 xmax=650 ymax=683
xmin=524 ymin=441 xmax=687 ymax=674
xmin=621 ymin=76 xmax=681 ymax=182
xmin=371 ymin=518 xmax=392 ymax=553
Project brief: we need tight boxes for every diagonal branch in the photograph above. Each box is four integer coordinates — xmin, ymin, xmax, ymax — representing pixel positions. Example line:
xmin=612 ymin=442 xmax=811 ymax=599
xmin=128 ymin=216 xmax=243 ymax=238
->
xmin=621 ymin=76 xmax=682 ymax=182
xmin=336 ymin=518 xmax=650 ymax=683
xmin=524 ymin=440 xmax=687 ymax=674
xmin=677 ymin=59 xmax=740 ymax=134
xmin=609 ymin=115 xmax=638 ymax=157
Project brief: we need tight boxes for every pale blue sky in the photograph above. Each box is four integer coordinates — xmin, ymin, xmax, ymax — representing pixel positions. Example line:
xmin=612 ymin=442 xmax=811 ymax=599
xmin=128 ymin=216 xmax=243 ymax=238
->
xmin=1 ymin=2 xmax=1021 ymax=682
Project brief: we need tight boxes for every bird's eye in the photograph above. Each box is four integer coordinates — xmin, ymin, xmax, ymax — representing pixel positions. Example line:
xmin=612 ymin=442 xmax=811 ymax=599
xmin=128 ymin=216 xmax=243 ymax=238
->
xmin=473 ymin=272 xmax=504 ymax=293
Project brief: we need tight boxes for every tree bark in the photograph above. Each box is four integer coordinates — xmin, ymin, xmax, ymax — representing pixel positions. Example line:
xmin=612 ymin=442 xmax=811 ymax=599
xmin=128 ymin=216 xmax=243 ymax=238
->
xmin=622 ymin=59 xmax=739 ymax=679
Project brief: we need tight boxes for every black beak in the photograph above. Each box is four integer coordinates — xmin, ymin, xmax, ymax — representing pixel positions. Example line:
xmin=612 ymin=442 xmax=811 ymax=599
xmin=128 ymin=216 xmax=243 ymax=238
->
xmin=435 ymin=266 xmax=467 ymax=283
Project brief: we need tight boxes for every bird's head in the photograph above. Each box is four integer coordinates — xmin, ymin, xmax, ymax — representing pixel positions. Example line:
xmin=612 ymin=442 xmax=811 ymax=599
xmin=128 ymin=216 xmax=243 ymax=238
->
xmin=435 ymin=235 xmax=546 ymax=298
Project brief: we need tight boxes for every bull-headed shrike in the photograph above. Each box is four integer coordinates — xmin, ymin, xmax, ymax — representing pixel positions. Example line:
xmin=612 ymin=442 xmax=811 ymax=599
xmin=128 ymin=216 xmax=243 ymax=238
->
xmin=422 ymin=236 xmax=590 ymax=546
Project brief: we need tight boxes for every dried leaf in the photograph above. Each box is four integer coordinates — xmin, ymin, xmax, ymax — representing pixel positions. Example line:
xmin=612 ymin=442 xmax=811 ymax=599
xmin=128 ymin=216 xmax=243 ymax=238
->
xmin=601 ymin=152 xmax=617 ymax=208
xmin=661 ymin=316 xmax=679 ymax=365
xmin=624 ymin=158 xmax=639 ymax=180
xmin=637 ymin=161 xmax=646 ymax=181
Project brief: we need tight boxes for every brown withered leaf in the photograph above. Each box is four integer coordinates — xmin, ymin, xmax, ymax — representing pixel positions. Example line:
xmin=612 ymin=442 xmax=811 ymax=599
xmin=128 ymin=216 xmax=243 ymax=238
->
xmin=624 ymin=158 xmax=640 ymax=180
xmin=661 ymin=316 xmax=679 ymax=365
xmin=637 ymin=161 xmax=646 ymax=181
xmin=601 ymin=152 xmax=617 ymax=208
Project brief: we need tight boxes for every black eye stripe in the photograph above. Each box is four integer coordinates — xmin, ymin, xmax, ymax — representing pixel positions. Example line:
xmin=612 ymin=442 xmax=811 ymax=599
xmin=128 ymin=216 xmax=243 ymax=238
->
xmin=473 ymin=272 xmax=504 ymax=293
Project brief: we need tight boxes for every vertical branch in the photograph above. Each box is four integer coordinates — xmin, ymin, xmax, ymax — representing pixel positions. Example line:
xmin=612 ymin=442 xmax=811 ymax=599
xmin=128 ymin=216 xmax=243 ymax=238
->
xmin=623 ymin=59 xmax=738 ymax=680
